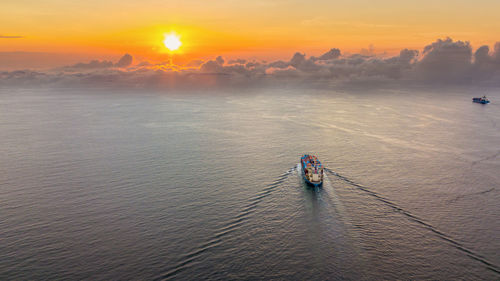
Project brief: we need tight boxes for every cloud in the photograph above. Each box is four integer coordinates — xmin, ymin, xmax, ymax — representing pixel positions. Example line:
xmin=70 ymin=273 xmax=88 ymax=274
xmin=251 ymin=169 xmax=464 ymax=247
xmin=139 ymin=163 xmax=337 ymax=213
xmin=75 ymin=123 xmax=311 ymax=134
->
xmin=228 ymin=59 xmax=247 ymax=64
xmin=137 ymin=61 xmax=152 ymax=67
xmin=114 ymin=53 xmax=133 ymax=68
xmin=417 ymin=38 xmax=473 ymax=81
xmin=315 ymin=48 xmax=341 ymax=60
xmin=62 ymin=60 xmax=114 ymax=71
xmin=0 ymin=35 xmax=23 ymax=39
xmin=360 ymin=44 xmax=376 ymax=56
xmin=472 ymin=43 xmax=500 ymax=80
xmin=215 ymin=56 xmax=224 ymax=65
xmin=60 ymin=53 xmax=133 ymax=71
xmin=200 ymin=57 xmax=225 ymax=73
xmin=2 ymin=38 xmax=500 ymax=90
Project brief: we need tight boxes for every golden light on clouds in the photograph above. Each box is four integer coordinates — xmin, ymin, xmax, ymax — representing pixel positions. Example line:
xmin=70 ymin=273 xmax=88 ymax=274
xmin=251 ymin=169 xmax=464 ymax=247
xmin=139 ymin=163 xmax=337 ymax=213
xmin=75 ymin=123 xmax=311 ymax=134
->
xmin=163 ymin=33 xmax=182 ymax=51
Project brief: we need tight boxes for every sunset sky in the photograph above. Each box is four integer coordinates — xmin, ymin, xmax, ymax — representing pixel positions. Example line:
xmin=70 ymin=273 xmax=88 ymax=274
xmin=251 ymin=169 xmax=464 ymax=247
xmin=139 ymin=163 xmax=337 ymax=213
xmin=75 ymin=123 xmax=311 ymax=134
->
xmin=2 ymin=0 xmax=500 ymax=69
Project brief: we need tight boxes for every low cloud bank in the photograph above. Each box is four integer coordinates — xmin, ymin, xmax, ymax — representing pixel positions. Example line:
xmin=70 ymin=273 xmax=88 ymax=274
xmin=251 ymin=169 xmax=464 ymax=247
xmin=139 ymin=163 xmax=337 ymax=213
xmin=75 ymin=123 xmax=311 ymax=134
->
xmin=2 ymin=38 xmax=500 ymax=90
xmin=60 ymin=53 xmax=134 ymax=70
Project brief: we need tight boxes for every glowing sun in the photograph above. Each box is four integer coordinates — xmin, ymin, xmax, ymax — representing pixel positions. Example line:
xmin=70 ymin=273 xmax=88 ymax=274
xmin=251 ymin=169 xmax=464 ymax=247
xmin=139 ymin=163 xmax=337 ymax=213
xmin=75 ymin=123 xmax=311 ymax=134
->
xmin=163 ymin=33 xmax=182 ymax=51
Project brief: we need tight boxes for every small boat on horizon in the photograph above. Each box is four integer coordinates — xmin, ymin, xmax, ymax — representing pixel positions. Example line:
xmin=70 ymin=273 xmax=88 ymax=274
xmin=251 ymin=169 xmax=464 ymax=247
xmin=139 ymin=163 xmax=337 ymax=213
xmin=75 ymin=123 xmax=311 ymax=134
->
xmin=473 ymin=96 xmax=490 ymax=104
xmin=300 ymin=154 xmax=324 ymax=187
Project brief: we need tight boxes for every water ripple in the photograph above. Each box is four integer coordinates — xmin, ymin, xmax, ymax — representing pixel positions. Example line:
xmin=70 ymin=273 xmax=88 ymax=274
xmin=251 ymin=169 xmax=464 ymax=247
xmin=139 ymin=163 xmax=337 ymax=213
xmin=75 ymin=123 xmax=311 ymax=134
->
xmin=155 ymin=166 xmax=297 ymax=280
xmin=325 ymin=168 xmax=500 ymax=275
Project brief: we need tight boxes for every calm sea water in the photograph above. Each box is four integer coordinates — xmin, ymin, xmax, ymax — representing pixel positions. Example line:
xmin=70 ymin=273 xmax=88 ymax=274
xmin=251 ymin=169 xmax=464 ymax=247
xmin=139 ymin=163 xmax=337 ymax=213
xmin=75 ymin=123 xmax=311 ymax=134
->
xmin=1 ymin=88 xmax=499 ymax=280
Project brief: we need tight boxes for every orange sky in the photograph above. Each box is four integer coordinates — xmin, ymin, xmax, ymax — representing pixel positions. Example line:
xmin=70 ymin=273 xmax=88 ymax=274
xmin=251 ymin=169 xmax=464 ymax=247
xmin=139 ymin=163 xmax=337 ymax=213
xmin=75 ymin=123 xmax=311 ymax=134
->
xmin=2 ymin=0 xmax=500 ymax=68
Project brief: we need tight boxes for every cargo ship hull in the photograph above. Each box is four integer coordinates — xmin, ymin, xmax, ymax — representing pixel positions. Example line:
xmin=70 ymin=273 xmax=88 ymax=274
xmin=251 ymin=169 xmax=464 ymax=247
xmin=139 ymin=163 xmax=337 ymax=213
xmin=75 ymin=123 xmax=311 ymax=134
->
xmin=473 ymin=97 xmax=490 ymax=104
xmin=300 ymin=155 xmax=324 ymax=187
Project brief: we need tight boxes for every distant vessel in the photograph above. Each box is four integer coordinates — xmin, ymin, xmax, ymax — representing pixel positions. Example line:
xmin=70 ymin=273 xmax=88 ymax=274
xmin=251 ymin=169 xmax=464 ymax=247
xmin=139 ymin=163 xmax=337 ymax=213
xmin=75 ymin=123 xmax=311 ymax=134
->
xmin=473 ymin=96 xmax=490 ymax=104
xmin=300 ymin=154 xmax=324 ymax=187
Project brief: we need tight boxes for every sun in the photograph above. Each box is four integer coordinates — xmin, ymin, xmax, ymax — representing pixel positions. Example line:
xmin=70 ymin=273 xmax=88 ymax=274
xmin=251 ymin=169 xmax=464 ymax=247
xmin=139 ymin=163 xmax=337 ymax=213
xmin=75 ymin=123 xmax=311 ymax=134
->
xmin=163 ymin=33 xmax=182 ymax=51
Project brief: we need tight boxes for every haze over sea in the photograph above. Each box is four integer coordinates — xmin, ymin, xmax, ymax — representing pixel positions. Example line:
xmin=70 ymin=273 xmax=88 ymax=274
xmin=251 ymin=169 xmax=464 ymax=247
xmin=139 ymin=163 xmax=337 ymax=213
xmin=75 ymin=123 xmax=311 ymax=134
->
xmin=1 ymin=88 xmax=499 ymax=280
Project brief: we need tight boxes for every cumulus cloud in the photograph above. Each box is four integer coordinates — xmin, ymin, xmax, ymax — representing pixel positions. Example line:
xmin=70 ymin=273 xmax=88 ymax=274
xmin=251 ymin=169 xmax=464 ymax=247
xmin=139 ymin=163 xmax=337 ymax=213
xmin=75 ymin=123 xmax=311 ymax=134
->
xmin=417 ymin=38 xmax=473 ymax=81
xmin=472 ymin=43 xmax=500 ymax=80
xmin=215 ymin=56 xmax=224 ymax=65
xmin=115 ymin=53 xmax=133 ymax=68
xmin=60 ymin=54 xmax=133 ymax=71
xmin=315 ymin=48 xmax=341 ymax=60
xmin=2 ymin=38 xmax=500 ymax=90
xmin=62 ymin=59 xmax=114 ymax=71
xmin=200 ymin=57 xmax=225 ymax=73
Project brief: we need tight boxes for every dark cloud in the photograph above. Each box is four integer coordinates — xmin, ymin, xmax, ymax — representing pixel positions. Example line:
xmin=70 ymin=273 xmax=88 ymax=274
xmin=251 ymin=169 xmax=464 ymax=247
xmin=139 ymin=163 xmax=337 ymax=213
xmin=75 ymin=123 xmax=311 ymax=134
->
xmin=114 ymin=53 xmax=133 ymax=68
xmin=471 ymin=42 xmax=500 ymax=81
xmin=268 ymin=60 xmax=289 ymax=69
xmin=2 ymin=38 xmax=500 ymax=89
xmin=494 ymin=42 xmax=500 ymax=62
xmin=62 ymin=60 xmax=114 ymax=71
xmin=399 ymin=49 xmax=419 ymax=64
xmin=265 ymin=47 xmax=418 ymax=81
xmin=215 ymin=56 xmax=225 ymax=65
xmin=0 ymin=35 xmax=23 ymax=38
xmin=200 ymin=58 xmax=224 ymax=73
xmin=60 ymin=54 xmax=134 ymax=71
xmin=137 ymin=61 xmax=152 ymax=67
xmin=417 ymin=38 xmax=473 ymax=81
xmin=316 ymin=48 xmax=341 ymax=60
xmin=228 ymin=59 xmax=247 ymax=64
xmin=289 ymin=52 xmax=322 ymax=72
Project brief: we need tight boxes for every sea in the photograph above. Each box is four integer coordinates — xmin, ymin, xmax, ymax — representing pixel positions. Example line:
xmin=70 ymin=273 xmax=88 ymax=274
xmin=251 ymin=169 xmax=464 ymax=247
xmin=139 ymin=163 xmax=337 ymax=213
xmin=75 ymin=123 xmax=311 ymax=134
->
xmin=1 ymin=87 xmax=499 ymax=280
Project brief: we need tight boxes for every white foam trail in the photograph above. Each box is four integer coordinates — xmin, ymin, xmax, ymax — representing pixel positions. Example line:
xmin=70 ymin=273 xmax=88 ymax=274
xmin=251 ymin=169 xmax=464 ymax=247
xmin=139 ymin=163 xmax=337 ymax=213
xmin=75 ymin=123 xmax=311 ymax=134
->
xmin=323 ymin=174 xmax=348 ymax=222
xmin=322 ymin=174 xmax=363 ymax=258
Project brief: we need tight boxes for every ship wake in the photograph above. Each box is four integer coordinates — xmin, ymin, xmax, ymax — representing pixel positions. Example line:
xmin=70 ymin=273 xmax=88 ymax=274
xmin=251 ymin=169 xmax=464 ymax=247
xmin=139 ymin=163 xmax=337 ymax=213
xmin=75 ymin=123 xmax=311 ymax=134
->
xmin=324 ymin=168 xmax=500 ymax=275
xmin=155 ymin=166 xmax=297 ymax=280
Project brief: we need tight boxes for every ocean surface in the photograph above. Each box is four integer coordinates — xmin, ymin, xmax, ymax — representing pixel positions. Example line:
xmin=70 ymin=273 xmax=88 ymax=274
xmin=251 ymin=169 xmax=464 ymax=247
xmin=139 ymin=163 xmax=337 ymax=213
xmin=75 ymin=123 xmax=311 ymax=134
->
xmin=1 ymin=88 xmax=499 ymax=280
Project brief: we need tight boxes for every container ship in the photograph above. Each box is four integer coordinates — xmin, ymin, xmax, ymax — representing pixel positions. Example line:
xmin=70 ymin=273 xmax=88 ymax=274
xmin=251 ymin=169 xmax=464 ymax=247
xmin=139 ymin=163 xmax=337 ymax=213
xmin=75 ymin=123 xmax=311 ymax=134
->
xmin=473 ymin=96 xmax=490 ymax=104
xmin=300 ymin=154 xmax=324 ymax=187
